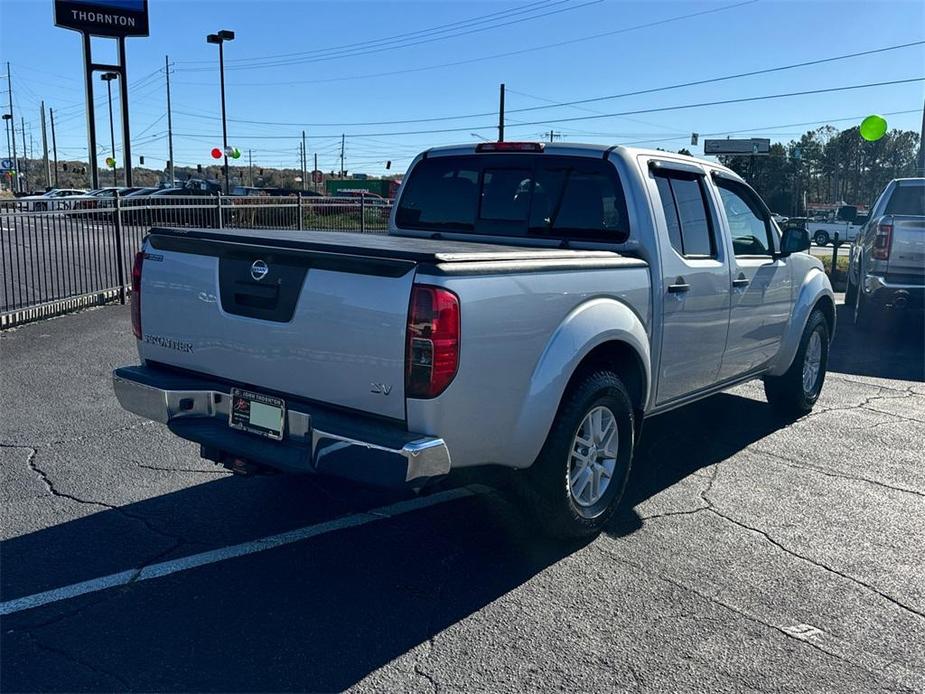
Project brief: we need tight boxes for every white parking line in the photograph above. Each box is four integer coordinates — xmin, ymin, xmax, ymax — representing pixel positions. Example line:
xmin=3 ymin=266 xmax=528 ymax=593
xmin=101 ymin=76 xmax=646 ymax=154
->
xmin=0 ymin=486 xmax=480 ymax=617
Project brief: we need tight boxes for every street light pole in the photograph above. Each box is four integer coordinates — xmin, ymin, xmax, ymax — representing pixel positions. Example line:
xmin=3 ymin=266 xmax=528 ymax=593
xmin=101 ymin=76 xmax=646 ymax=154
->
xmin=101 ymin=72 xmax=118 ymax=187
xmin=207 ymin=30 xmax=234 ymax=194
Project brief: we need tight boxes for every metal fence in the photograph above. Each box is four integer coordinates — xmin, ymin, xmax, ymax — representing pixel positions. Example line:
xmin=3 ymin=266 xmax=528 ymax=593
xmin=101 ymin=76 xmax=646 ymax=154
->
xmin=0 ymin=194 xmax=392 ymax=328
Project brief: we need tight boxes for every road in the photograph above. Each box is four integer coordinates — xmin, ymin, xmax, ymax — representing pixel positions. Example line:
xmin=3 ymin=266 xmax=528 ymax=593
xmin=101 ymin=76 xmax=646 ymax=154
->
xmin=1 ymin=302 xmax=923 ymax=692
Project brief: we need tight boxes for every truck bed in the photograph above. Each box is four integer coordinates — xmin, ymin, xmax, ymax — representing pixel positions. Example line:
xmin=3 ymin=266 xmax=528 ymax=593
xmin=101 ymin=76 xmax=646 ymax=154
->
xmin=146 ymin=227 xmax=645 ymax=268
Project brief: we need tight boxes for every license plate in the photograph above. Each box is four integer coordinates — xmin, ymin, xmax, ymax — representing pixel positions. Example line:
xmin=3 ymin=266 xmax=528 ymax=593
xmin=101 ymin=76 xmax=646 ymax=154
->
xmin=229 ymin=388 xmax=285 ymax=441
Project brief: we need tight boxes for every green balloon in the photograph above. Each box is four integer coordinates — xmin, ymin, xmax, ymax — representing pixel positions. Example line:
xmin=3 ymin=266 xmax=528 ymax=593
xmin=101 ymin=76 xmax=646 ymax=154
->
xmin=860 ymin=115 xmax=887 ymax=142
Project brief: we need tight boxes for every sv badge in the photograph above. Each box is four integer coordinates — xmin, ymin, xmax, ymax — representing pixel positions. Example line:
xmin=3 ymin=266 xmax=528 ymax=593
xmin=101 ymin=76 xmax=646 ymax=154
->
xmin=370 ymin=383 xmax=393 ymax=395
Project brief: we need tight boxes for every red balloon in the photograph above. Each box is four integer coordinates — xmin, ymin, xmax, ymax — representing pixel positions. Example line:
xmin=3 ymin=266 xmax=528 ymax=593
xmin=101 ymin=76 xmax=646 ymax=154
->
xmin=211 ymin=148 xmax=222 ymax=159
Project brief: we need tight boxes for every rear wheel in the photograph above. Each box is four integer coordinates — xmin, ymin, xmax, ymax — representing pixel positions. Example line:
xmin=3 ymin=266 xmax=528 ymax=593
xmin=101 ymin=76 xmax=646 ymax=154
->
xmin=521 ymin=370 xmax=635 ymax=539
xmin=764 ymin=309 xmax=829 ymax=417
xmin=814 ymin=230 xmax=830 ymax=246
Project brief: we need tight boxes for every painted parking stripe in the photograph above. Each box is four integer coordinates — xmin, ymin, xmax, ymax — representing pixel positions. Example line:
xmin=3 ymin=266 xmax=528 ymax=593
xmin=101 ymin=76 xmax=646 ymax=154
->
xmin=0 ymin=486 xmax=481 ymax=617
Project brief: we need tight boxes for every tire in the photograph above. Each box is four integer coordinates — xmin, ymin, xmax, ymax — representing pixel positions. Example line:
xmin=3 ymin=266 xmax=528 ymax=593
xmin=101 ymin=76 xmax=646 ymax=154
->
xmin=764 ymin=309 xmax=829 ymax=418
xmin=520 ymin=370 xmax=635 ymax=539
xmin=845 ymin=270 xmax=857 ymax=306
xmin=813 ymin=230 xmax=830 ymax=246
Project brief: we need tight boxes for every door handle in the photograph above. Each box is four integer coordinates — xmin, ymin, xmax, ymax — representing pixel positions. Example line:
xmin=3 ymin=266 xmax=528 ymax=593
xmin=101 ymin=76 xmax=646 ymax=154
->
xmin=667 ymin=279 xmax=690 ymax=294
xmin=732 ymin=276 xmax=750 ymax=288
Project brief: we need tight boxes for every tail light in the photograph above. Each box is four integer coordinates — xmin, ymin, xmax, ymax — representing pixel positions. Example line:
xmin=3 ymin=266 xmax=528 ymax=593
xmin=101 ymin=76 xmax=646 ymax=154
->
xmin=406 ymin=285 xmax=460 ymax=398
xmin=475 ymin=142 xmax=544 ymax=153
xmin=131 ymin=251 xmax=144 ymax=339
xmin=872 ymin=222 xmax=893 ymax=260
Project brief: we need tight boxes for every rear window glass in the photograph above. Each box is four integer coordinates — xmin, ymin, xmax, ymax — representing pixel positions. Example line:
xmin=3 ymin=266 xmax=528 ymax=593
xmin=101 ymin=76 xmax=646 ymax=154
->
xmin=396 ymin=154 xmax=630 ymax=242
xmin=885 ymin=185 xmax=925 ymax=216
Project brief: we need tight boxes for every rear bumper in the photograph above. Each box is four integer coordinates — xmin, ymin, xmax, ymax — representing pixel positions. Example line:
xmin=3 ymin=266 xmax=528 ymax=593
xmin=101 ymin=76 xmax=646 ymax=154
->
xmin=864 ymin=274 xmax=925 ymax=309
xmin=112 ymin=365 xmax=451 ymax=487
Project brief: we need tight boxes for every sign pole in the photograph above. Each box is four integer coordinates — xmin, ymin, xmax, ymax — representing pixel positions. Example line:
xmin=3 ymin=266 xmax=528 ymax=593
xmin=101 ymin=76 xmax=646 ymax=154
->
xmin=82 ymin=31 xmax=99 ymax=190
xmin=40 ymin=101 xmax=50 ymax=189
xmin=50 ymin=108 xmax=59 ymax=186
xmin=6 ymin=62 xmax=19 ymax=192
xmin=118 ymin=36 xmax=132 ymax=187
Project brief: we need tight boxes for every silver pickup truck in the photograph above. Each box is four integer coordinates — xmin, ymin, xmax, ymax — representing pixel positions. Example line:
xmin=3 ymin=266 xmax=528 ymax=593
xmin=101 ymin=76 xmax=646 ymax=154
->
xmin=113 ymin=143 xmax=834 ymax=537
xmin=847 ymin=177 xmax=924 ymax=326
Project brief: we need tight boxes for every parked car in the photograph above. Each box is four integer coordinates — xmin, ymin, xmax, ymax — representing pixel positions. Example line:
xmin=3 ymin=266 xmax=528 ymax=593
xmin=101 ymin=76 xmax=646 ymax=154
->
xmin=18 ymin=188 xmax=87 ymax=211
xmin=846 ymin=177 xmax=924 ymax=326
xmin=125 ymin=186 xmax=219 ymax=227
xmin=113 ymin=142 xmax=833 ymax=538
xmin=808 ymin=204 xmax=865 ymax=246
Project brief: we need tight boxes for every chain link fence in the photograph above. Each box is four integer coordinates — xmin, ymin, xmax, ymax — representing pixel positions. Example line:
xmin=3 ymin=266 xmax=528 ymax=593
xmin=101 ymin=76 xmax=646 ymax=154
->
xmin=0 ymin=193 xmax=392 ymax=328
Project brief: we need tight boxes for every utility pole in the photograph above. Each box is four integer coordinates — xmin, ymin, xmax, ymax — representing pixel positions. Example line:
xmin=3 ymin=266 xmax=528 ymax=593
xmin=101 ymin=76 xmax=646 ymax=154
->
xmin=340 ymin=133 xmax=345 ymax=178
xmin=50 ymin=108 xmax=59 ymax=186
xmin=248 ymin=148 xmax=253 ymax=186
xmin=313 ymin=152 xmax=318 ymax=193
xmin=20 ymin=116 xmax=27 ymax=191
xmin=40 ymin=101 xmax=50 ymax=189
xmin=301 ymin=130 xmax=307 ymax=191
xmin=918 ymin=93 xmax=925 ymax=176
xmin=544 ymin=130 xmax=561 ymax=142
xmin=165 ymin=54 xmax=175 ymax=186
xmin=498 ymin=83 xmax=505 ymax=142
xmin=6 ymin=62 xmax=19 ymax=191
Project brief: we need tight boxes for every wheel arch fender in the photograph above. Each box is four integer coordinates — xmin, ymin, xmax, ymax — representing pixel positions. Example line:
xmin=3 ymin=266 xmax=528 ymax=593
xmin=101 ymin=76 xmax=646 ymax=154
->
xmin=510 ymin=297 xmax=651 ymax=468
xmin=767 ymin=267 xmax=835 ymax=377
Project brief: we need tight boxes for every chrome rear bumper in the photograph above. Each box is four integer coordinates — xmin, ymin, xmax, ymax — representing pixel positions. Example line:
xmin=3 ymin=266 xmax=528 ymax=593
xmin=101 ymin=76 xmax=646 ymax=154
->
xmin=112 ymin=366 xmax=451 ymax=485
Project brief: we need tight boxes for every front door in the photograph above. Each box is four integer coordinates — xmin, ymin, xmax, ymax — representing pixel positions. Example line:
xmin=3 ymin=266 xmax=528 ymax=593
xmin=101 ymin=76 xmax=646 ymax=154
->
xmin=712 ymin=177 xmax=792 ymax=379
xmin=651 ymin=167 xmax=732 ymax=404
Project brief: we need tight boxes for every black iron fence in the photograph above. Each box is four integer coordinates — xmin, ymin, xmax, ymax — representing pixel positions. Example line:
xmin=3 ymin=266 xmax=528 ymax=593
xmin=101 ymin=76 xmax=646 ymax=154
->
xmin=0 ymin=193 xmax=391 ymax=328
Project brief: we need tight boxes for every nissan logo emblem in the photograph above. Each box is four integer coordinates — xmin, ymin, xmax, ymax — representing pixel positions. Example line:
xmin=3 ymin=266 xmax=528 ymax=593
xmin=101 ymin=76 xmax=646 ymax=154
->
xmin=250 ymin=259 xmax=269 ymax=281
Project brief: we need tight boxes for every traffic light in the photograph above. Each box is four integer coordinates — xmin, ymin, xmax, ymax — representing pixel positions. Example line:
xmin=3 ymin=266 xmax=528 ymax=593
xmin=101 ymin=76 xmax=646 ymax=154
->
xmin=197 ymin=164 xmax=203 ymax=173
xmin=386 ymin=161 xmax=391 ymax=170
xmin=139 ymin=156 xmax=145 ymax=165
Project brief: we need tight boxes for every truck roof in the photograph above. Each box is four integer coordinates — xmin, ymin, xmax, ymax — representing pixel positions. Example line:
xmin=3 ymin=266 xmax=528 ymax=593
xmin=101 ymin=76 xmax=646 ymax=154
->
xmin=422 ymin=142 xmax=741 ymax=179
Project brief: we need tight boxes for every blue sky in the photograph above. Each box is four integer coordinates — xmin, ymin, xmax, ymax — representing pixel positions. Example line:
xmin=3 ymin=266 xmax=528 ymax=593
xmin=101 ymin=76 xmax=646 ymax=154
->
xmin=1 ymin=0 xmax=923 ymax=177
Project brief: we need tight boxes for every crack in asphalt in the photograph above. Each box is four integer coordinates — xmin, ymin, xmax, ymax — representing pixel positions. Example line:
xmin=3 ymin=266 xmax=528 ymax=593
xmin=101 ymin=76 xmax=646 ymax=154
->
xmin=809 ymin=388 xmax=917 ymax=422
xmin=600 ymin=548 xmax=899 ymax=688
xmin=703 ymin=504 xmax=925 ymax=621
xmin=638 ymin=463 xmax=924 ymax=624
xmin=749 ymin=447 xmax=925 ymax=498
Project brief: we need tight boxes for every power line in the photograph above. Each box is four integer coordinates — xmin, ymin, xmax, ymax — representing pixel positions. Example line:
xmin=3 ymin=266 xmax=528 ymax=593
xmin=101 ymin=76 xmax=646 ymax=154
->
xmin=172 ymin=0 xmax=758 ymax=87
xmin=166 ymin=41 xmax=925 ymax=129
xmin=177 ymin=0 xmax=567 ymax=65
xmin=179 ymin=1 xmax=602 ymax=72
xmin=173 ymin=76 xmax=925 ymax=139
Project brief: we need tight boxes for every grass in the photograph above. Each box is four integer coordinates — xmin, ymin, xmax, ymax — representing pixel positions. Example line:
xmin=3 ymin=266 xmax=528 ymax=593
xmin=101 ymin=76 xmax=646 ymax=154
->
xmin=821 ymin=255 xmax=849 ymax=273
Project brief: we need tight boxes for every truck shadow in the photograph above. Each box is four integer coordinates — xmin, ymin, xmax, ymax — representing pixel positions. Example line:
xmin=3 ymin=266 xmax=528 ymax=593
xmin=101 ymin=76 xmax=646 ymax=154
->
xmin=1 ymin=391 xmax=790 ymax=692
xmin=3 ymin=304 xmax=919 ymax=690
xmin=828 ymin=302 xmax=924 ymax=382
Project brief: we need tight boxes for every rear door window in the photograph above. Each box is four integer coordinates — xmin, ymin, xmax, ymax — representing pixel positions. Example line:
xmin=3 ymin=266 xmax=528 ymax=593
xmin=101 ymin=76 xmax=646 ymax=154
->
xmin=396 ymin=154 xmax=630 ymax=242
xmin=654 ymin=171 xmax=716 ymax=258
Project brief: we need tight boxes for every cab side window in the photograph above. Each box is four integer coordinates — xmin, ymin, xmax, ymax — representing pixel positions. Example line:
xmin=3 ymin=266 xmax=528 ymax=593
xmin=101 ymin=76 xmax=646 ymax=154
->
xmin=715 ymin=180 xmax=774 ymax=256
xmin=654 ymin=171 xmax=716 ymax=258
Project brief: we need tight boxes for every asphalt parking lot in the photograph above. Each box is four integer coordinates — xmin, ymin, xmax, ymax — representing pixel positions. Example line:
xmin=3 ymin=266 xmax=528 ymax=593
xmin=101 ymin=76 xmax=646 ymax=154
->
xmin=1 ymin=300 xmax=923 ymax=693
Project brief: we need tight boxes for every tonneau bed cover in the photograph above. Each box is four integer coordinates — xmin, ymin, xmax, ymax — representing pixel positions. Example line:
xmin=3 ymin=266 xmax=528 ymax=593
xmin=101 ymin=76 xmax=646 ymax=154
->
xmin=146 ymin=227 xmax=640 ymax=265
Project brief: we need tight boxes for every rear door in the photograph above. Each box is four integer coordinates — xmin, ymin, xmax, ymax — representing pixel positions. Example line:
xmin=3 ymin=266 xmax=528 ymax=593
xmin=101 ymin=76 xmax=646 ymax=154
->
xmin=650 ymin=164 xmax=732 ymax=404
xmin=138 ymin=235 xmax=415 ymax=420
xmin=712 ymin=176 xmax=792 ymax=380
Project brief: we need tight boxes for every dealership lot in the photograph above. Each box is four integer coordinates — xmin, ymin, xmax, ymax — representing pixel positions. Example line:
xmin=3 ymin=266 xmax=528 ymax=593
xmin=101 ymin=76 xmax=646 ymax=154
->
xmin=1 ymin=302 xmax=923 ymax=692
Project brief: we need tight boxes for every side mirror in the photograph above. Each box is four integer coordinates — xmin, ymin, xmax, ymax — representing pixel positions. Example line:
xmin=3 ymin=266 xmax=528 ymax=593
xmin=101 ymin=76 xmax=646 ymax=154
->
xmin=780 ymin=226 xmax=810 ymax=256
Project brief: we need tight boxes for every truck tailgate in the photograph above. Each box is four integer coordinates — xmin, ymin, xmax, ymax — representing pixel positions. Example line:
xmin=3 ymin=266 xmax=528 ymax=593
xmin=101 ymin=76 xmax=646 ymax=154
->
xmin=139 ymin=230 xmax=417 ymax=420
xmin=885 ymin=215 xmax=925 ymax=281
